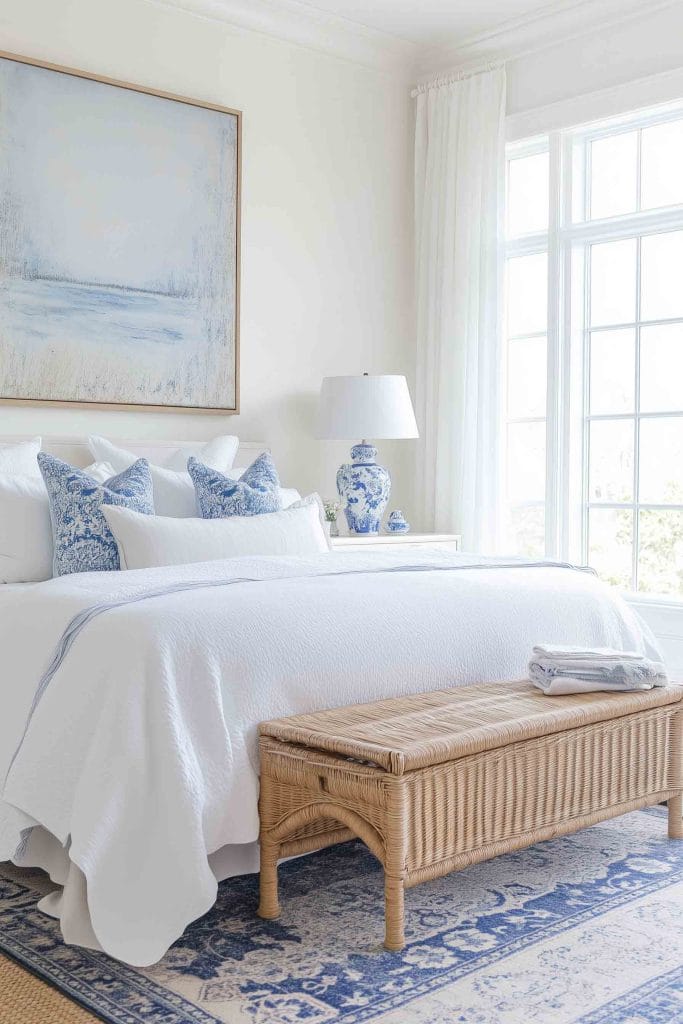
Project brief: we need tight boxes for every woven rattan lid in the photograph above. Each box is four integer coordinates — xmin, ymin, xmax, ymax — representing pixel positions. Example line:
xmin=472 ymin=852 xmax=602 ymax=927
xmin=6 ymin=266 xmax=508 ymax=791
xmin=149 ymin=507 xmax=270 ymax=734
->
xmin=259 ymin=680 xmax=683 ymax=775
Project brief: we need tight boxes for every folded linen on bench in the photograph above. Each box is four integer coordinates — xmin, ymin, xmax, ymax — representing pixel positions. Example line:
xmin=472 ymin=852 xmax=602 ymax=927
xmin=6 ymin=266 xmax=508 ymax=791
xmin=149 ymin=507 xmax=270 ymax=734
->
xmin=529 ymin=644 xmax=668 ymax=695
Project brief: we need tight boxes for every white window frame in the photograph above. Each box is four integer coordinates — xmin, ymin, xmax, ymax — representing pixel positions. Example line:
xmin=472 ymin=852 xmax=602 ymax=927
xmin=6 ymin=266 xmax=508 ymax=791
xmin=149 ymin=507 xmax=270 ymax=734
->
xmin=503 ymin=136 xmax=550 ymax=556
xmin=505 ymin=102 xmax=683 ymax=663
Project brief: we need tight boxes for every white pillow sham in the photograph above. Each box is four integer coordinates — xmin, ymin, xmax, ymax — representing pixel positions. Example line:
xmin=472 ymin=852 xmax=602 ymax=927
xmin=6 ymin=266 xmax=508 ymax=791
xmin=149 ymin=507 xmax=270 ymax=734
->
xmin=0 ymin=474 xmax=53 ymax=583
xmin=146 ymin=466 xmax=301 ymax=518
xmin=88 ymin=435 xmax=239 ymax=473
xmin=88 ymin=435 xmax=244 ymax=517
xmin=0 ymin=437 xmax=42 ymax=477
xmin=89 ymin=460 xmax=300 ymax=519
xmin=228 ymin=469 xmax=301 ymax=513
xmin=0 ymin=462 xmax=115 ymax=584
xmin=103 ymin=495 xmax=331 ymax=570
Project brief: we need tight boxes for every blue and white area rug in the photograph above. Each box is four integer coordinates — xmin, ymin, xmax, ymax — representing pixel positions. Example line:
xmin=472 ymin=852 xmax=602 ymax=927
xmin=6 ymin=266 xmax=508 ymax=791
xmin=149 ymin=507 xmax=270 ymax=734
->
xmin=1 ymin=808 xmax=681 ymax=1024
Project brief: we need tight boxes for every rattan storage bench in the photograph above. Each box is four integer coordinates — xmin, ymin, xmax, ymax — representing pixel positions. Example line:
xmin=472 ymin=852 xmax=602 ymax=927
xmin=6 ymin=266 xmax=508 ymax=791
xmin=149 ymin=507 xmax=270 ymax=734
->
xmin=257 ymin=680 xmax=683 ymax=950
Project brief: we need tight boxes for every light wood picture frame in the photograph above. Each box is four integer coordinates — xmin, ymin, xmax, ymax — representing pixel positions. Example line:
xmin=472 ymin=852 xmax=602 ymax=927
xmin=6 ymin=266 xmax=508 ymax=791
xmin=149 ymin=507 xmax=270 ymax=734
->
xmin=0 ymin=50 xmax=241 ymax=414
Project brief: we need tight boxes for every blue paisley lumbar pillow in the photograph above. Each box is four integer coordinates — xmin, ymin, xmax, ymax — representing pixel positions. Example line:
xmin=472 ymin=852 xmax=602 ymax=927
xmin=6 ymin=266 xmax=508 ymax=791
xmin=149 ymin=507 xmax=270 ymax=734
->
xmin=38 ymin=453 xmax=154 ymax=576
xmin=188 ymin=451 xmax=281 ymax=519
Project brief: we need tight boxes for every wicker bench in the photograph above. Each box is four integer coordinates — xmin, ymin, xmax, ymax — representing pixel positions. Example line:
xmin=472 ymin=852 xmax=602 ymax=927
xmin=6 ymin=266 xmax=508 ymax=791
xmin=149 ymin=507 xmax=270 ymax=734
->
xmin=257 ymin=680 xmax=683 ymax=950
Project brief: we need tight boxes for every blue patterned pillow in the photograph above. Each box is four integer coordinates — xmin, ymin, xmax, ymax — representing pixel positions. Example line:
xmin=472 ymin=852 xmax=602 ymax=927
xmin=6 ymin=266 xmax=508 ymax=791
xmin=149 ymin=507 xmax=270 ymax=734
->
xmin=188 ymin=451 xmax=281 ymax=519
xmin=38 ymin=453 xmax=154 ymax=576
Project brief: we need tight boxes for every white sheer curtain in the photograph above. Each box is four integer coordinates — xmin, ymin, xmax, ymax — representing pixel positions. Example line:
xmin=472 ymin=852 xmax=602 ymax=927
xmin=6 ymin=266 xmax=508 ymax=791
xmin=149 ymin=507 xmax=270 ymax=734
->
xmin=414 ymin=66 xmax=506 ymax=552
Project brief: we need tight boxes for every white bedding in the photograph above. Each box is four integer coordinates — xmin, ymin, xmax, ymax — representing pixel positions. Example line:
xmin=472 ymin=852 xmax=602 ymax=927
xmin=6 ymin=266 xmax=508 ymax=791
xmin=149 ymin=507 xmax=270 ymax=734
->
xmin=0 ymin=550 xmax=661 ymax=965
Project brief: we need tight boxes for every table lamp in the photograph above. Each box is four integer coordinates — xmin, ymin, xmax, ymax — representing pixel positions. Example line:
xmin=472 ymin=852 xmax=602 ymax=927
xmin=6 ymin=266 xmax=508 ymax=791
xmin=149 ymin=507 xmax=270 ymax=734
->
xmin=316 ymin=373 xmax=419 ymax=534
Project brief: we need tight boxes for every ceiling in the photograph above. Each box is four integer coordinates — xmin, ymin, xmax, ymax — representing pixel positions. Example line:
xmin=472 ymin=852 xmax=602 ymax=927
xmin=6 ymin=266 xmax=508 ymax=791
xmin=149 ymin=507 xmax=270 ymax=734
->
xmin=154 ymin=0 xmax=668 ymax=77
xmin=282 ymin=0 xmax=576 ymax=50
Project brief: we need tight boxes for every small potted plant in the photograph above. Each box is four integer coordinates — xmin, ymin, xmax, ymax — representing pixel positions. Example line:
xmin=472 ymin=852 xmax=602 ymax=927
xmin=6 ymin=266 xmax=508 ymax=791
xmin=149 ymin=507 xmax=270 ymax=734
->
xmin=323 ymin=499 xmax=340 ymax=537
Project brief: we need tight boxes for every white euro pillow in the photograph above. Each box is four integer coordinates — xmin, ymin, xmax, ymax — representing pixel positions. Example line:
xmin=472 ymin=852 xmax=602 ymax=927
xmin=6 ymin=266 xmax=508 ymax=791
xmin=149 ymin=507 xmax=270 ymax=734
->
xmin=0 ymin=437 xmax=42 ymax=477
xmin=103 ymin=495 xmax=331 ymax=570
xmin=134 ymin=465 xmax=301 ymax=518
xmin=88 ymin=436 xmax=251 ymax=518
xmin=87 ymin=435 xmax=239 ymax=474
xmin=0 ymin=462 xmax=114 ymax=583
xmin=147 ymin=464 xmax=197 ymax=517
xmin=114 ymin=462 xmax=301 ymax=518
xmin=225 ymin=467 xmax=301 ymax=515
xmin=0 ymin=474 xmax=53 ymax=583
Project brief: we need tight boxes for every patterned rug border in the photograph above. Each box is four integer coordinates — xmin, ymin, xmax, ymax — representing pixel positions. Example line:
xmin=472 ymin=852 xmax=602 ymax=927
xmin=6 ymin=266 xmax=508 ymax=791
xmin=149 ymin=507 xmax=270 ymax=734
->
xmin=331 ymin=836 xmax=683 ymax=1023
xmin=575 ymin=964 xmax=683 ymax=1024
xmin=0 ymin=931 xmax=222 ymax=1024
xmin=0 ymin=888 xmax=225 ymax=1024
xmin=360 ymin=871 xmax=680 ymax=1024
xmin=0 ymin=807 xmax=679 ymax=1024
xmin=0 ymin=945 xmax=112 ymax=1024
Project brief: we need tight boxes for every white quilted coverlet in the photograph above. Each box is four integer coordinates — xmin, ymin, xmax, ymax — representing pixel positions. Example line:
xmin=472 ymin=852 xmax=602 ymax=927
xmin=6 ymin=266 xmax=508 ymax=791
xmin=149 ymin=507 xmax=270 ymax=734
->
xmin=0 ymin=550 xmax=660 ymax=964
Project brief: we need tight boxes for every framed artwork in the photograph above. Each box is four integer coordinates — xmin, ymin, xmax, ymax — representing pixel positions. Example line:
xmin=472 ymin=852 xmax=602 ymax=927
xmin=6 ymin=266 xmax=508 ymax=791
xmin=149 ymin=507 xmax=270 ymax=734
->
xmin=0 ymin=51 xmax=240 ymax=413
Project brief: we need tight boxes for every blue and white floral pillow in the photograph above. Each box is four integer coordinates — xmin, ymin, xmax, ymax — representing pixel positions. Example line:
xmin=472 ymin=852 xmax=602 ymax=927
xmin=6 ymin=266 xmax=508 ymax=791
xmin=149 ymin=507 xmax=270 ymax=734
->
xmin=38 ymin=453 xmax=154 ymax=576
xmin=188 ymin=452 xmax=281 ymax=519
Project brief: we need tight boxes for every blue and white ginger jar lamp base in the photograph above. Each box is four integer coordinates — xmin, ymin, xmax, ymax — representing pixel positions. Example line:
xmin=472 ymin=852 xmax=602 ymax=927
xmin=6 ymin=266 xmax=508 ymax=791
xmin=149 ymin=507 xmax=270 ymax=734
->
xmin=337 ymin=443 xmax=390 ymax=535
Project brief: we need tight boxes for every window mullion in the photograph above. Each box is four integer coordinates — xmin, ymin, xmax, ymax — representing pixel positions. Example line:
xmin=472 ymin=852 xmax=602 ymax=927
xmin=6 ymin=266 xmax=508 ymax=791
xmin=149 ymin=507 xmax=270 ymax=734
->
xmin=632 ymin=130 xmax=643 ymax=593
xmin=581 ymin=239 xmax=591 ymax=567
xmin=545 ymin=131 xmax=564 ymax=559
xmin=633 ymin=236 xmax=642 ymax=592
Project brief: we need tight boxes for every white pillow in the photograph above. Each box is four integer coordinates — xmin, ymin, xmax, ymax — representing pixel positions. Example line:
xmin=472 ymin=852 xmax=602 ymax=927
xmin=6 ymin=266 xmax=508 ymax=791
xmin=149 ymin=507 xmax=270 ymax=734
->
xmin=88 ymin=435 xmax=242 ymax=517
xmin=103 ymin=495 xmax=331 ymax=570
xmin=0 ymin=437 xmax=42 ymax=477
xmin=163 ymin=436 xmax=239 ymax=472
xmin=86 ymin=461 xmax=118 ymax=482
xmin=112 ymin=462 xmax=301 ymax=518
xmin=227 ymin=468 xmax=301 ymax=514
xmin=132 ymin=465 xmax=300 ymax=518
xmin=0 ymin=462 xmax=123 ymax=584
xmin=0 ymin=474 xmax=53 ymax=583
xmin=88 ymin=435 xmax=239 ymax=473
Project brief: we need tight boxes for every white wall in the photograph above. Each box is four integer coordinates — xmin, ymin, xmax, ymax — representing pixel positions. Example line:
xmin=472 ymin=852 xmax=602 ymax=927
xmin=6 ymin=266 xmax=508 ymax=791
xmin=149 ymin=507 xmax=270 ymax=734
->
xmin=0 ymin=0 xmax=416 ymax=512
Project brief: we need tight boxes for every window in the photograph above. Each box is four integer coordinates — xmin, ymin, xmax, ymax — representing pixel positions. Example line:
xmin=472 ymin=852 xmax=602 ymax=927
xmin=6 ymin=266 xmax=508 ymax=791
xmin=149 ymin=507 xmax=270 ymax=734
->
xmin=504 ymin=142 xmax=549 ymax=557
xmin=505 ymin=105 xmax=683 ymax=599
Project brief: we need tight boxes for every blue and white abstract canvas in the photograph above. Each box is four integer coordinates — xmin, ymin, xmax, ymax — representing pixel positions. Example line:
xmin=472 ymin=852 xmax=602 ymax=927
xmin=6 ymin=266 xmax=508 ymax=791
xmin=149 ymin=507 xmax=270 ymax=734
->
xmin=0 ymin=55 xmax=239 ymax=410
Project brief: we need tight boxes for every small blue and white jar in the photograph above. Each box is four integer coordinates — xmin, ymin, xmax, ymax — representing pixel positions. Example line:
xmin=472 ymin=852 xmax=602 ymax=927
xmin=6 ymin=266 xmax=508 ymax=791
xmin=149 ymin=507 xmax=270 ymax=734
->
xmin=386 ymin=510 xmax=410 ymax=534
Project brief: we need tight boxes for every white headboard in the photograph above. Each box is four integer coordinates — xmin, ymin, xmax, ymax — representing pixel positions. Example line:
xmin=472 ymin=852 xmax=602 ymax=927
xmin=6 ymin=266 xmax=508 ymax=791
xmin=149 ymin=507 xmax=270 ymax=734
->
xmin=0 ymin=435 xmax=267 ymax=469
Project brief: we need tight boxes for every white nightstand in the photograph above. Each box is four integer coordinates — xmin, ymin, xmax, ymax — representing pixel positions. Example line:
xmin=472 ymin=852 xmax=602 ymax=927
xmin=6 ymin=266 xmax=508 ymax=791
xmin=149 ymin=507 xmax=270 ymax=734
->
xmin=331 ymin=533 xmax=461 ymax=554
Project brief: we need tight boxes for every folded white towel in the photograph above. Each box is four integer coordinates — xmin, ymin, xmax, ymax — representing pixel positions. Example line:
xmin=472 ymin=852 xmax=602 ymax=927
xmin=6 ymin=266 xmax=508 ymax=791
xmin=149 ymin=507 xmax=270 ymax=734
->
xmin=532 ymin=644 xmax=647 ymax=662
xmin=529 ymin=644 xmax=668 ymax=696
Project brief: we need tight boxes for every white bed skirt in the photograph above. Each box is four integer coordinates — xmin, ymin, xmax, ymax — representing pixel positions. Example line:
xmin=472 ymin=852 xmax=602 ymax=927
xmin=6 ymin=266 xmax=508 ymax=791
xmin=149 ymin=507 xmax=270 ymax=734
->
xmin=20 ymin=826 xmax=261 ymax=955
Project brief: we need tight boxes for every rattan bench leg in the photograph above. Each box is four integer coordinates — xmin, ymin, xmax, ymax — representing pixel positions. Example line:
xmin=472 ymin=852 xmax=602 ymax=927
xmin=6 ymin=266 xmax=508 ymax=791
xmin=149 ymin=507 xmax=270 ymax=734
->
xmin=384 ymin=874 xmax=405 ymax=951
xmin=257 ymin=840 xmax=281 ymax=920
xmin=668 ymin=793 xmax=683 ymax=839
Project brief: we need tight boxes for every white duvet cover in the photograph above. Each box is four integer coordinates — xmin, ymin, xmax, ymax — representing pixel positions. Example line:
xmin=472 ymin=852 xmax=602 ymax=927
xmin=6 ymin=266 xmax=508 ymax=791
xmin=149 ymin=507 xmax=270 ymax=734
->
xmin=0 ymin=550 xmax=661 ymax=965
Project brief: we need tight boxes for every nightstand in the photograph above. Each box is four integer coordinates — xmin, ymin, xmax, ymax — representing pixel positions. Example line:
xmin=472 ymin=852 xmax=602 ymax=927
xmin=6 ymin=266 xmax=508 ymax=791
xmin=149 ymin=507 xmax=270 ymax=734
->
xmin=331 ymin=533 xmax=461 ymax=554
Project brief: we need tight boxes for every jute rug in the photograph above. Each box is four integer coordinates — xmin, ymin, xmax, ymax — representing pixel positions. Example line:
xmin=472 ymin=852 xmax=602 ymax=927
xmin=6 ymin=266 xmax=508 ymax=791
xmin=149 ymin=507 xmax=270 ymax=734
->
xmin=0 ymin=953 xmax=99 ymax=1024
xmin=1 ymin=808 xmax=681 ymax=1024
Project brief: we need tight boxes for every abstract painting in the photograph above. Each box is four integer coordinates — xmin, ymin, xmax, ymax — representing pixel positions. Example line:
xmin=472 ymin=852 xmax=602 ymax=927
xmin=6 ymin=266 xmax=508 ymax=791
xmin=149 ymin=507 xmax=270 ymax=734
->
xmin=0 ymin=53 xmax=240 ymax=411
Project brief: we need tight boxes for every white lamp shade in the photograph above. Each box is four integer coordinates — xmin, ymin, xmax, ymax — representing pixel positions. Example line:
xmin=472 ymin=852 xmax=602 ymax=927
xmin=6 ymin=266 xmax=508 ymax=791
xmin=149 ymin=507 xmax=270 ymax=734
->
xmin=316 ymin=374 xmax=419 ymax=441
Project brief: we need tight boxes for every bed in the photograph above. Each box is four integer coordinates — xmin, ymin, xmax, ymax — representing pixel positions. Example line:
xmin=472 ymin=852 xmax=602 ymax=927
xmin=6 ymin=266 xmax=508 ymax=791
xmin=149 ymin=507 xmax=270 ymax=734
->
xmin=0 ymin=436 xmax=664 ymax=965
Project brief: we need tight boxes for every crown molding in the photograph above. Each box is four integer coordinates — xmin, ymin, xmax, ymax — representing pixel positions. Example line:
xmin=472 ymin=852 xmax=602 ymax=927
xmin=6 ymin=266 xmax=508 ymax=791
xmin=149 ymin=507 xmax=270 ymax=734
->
xmin=145 ymin=0 xmax=419 ymax=77
xmin=414 ymin=0 xmax=680 ymax=80
xmin=145 ymin=0 xmax=680 ymax=83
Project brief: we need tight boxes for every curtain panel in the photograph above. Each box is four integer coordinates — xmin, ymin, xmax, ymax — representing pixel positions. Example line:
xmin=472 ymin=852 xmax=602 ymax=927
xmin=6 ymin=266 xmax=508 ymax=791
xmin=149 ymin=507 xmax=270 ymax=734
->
xmin=414 ymin=66 xmax=506 ymax=552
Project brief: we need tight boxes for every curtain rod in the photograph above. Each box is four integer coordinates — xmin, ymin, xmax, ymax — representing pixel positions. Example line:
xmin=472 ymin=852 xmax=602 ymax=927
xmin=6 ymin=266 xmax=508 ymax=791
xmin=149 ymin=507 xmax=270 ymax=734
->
xmin=411 ymin=60 xmax=505 ymax=98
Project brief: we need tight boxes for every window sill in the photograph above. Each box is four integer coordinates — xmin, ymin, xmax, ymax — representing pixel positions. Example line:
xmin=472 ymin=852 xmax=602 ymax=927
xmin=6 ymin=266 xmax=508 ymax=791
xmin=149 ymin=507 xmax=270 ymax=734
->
xmin=622 ymin=592 xmax=683 ymax=611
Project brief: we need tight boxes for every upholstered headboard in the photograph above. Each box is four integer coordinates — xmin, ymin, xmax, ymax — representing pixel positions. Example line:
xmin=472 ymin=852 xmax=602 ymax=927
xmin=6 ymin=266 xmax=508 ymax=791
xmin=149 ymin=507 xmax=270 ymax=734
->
xmin=0 ymin=436 xmax=267 ymax=468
